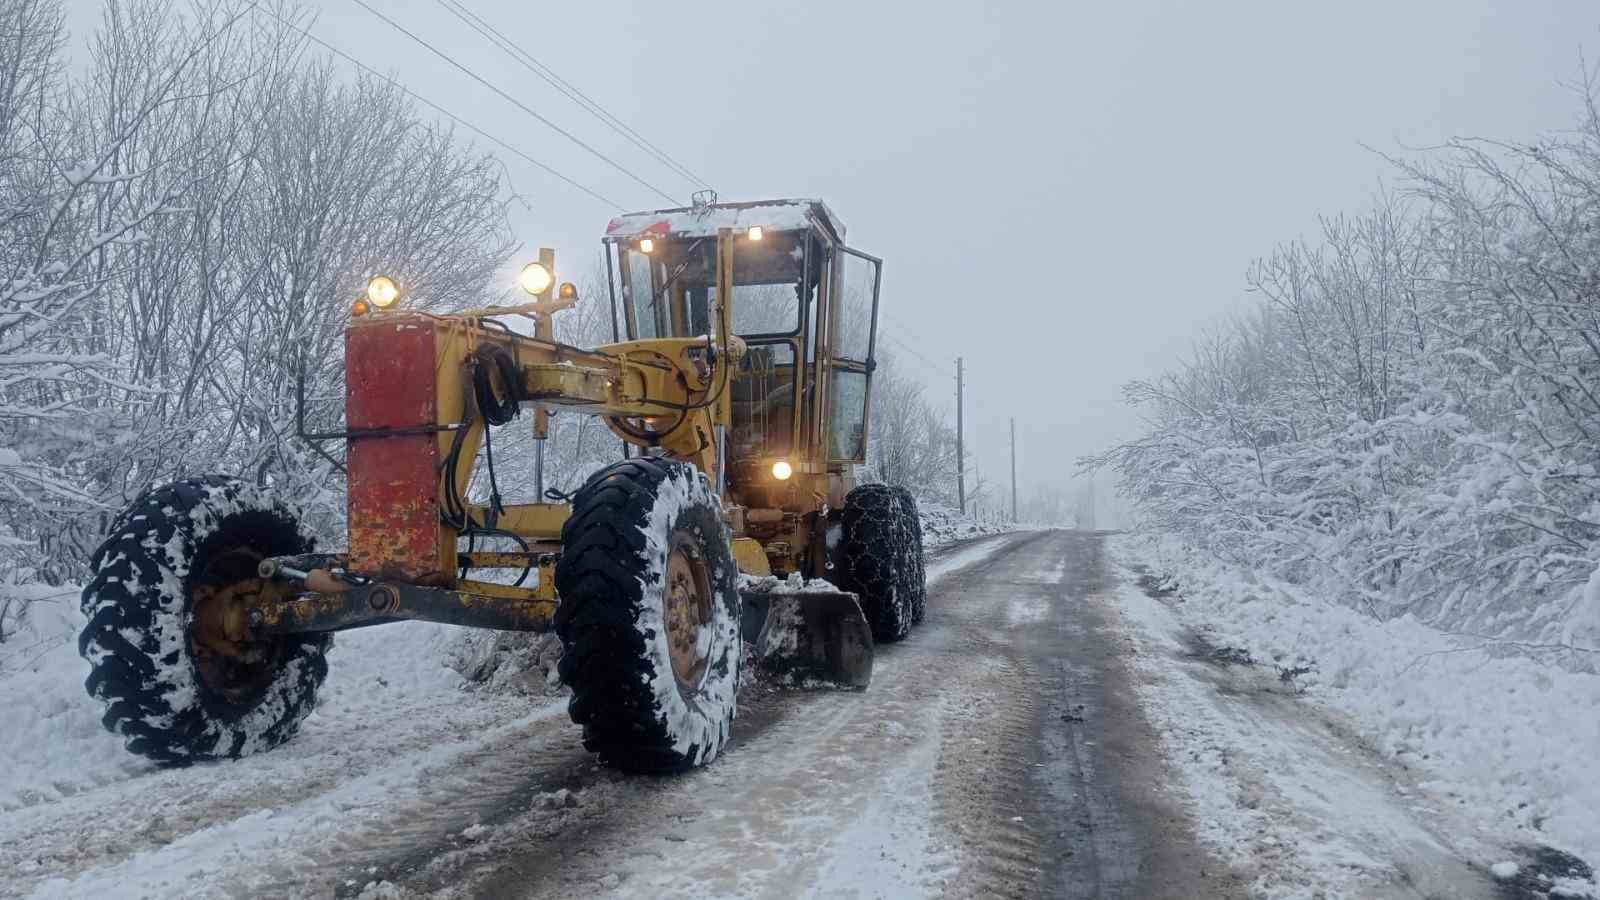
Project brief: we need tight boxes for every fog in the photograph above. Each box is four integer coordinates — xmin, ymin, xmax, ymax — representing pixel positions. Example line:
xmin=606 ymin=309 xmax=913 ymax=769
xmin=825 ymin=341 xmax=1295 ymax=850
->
xmin=60 ymin=0 xmax=1600 ymax=517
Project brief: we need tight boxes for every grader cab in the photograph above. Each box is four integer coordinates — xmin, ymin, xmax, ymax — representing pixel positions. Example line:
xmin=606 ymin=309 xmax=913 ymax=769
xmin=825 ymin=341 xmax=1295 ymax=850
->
xmin=77 ymin=198 xmax=928 ymax=773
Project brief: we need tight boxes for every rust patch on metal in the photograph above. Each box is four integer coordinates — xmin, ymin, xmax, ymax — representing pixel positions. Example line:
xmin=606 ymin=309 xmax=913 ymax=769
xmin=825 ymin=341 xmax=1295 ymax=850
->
xmin=536 ymin=556 xmax=558 ymax=601
xmin=250 ymin=580 xmax=556 ymax=634
xmin=251 ymin=590 xmax=350 ymax=631
xmin=664 ymin=532 xmax=713 ymax=690
xmin=346 ymin=317 xmax=445 ymax=582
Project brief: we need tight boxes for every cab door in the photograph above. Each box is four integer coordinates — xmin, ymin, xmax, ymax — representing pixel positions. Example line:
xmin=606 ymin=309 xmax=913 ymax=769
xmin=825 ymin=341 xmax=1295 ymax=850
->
xmin=826 ymin=247 xmax=881 ymax=464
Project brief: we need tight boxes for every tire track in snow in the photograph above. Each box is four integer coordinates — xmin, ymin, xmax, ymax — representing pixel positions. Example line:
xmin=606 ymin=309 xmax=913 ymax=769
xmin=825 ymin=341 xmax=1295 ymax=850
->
xmin=928 ymin=544 xmax=1051 ymax=899
xmin=429 ymin=530 xmax=1230 ymax=899
xmin=0 ymin=676 xmax=566 ymax=899
xmin=5 ymin=531 xmax=1107 ymax=899
xmin=414 ymin=531 xmax=1045 ymax=899
xmin=1108 ymin=538 xmax=1505 ymax=899
xmin=11 ymin=699 xmax=577 ymax=899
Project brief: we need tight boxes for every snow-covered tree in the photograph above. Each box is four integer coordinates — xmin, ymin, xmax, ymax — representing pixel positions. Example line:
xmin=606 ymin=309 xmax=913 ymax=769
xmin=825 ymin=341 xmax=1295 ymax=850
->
xmin=0 ymin=0 xmax=515 ymax=644
xmin=1093 ymin=72 xmax=1600 ymax=663
xmin=1 ymin=0 xmax=259 ymax=634
xmin=865 ymin=352 xmax=959 ymax=507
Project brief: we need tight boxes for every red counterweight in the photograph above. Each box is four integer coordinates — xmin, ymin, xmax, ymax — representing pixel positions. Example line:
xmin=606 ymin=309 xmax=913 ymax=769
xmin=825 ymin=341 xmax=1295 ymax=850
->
xmin=345 ymin=316 xmax=449 ymax=584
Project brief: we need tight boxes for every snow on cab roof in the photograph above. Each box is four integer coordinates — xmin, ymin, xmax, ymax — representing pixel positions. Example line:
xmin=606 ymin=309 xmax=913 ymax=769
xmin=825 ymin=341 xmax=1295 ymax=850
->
xmin=605 ymin=198 xmax=845 ymax=242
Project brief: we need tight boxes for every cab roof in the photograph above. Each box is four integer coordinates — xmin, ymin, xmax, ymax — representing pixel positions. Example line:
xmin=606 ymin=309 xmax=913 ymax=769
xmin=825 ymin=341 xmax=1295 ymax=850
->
xmin=604 ymin=198 xmax=845 ymax=244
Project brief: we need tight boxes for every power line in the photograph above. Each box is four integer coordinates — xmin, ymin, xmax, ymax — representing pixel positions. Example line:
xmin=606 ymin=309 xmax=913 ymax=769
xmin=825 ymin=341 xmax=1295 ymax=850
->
xmin=433 ymin=0 xmax=712 ymax=192
xmin=882 ymin=311 xmax=943 ymax=352
xmin=876 ymin=313 xmax=947 ymax=373
xmin=881 ymin=312 xmax=956 ymax=373
xmin=348 ymin=0 xmax=684 ymax=207
xmin=250 ymin=4 xmax=623 ymax=210
xmin=878 ymin=330 xmax=953 ymax=378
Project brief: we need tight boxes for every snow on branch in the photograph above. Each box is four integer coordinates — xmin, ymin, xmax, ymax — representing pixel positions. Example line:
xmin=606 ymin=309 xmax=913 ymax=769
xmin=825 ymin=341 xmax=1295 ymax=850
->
xmin=1090 ymin=73 xmax=1600 ymax=668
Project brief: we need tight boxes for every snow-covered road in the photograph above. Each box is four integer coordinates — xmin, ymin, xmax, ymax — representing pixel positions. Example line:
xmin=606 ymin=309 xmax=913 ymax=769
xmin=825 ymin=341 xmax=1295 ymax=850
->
xmin=1 ymin=530 xmax=1550 ymax=898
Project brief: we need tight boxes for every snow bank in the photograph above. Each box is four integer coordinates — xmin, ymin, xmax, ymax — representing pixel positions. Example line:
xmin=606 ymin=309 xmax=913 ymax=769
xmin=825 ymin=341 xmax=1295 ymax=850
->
xmin=448 ymin=630 xmax=565 ymax=696
xmin=1116 ymin=532 xmax=1600 ymax=885
xmin=0 ymin=596 xmax=143 ymax=812
xmin=0 ymin=583 xmax=81 ymax=675
xmin=918 ymin=503 xmax=1015 ymax=550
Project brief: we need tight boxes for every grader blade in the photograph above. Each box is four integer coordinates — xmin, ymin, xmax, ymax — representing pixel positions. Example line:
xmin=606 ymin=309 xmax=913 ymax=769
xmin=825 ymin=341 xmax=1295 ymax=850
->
xmin=741 ymin=586 xmax=873 ymax=690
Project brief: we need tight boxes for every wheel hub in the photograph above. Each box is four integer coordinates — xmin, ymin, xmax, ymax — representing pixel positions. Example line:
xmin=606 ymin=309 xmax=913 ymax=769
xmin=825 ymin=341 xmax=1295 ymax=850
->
xmin=190 ymin=547 xmax=292 ymax=706
xmin=663 ymin=532 xmax=714 ymax=691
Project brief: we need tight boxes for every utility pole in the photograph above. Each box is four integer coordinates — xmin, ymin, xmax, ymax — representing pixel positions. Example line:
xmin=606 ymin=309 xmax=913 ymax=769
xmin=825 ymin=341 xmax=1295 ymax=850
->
xmin=531 ymin=247 xmax=556 ymax=500
xmin=1010 ymin=417 xmax=1017 ymax=522
xmin=956 ymin=357 xmax=965 ymax=514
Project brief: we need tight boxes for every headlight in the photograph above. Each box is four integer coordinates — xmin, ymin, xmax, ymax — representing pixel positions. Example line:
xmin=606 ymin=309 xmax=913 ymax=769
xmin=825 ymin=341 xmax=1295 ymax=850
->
xmin=639 ymin=238 xmax=655 ymax=253
xmin=747 ymin=226 xmax=764 ymax=241
xmin=518 ymin=262 xmax=553 ymax=296
xmin=771 ymin=460 xmax=793 ymax=480
xmin=365 ymin=275 xmax=400 ymax=309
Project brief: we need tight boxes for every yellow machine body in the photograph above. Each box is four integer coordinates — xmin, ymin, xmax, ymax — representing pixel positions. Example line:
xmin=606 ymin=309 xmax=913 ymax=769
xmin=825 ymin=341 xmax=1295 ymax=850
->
xmin=340 ymin=199 xmax=882 ymax=600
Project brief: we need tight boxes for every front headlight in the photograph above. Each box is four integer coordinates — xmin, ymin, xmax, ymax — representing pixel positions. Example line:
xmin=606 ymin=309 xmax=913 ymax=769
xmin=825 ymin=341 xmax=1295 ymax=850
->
xmin=771 ymin=460 xmax=793 ymax=480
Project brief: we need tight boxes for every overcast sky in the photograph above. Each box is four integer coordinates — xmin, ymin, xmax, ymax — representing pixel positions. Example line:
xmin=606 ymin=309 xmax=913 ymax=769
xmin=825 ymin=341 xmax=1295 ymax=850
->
xmin=62 ymin=0 xmax=1600 ymax=517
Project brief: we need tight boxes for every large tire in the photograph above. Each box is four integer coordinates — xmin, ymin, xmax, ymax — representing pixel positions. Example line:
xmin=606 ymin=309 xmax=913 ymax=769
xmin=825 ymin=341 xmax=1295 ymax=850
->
xmin=554 ymin=458 xmax=741 ymax=773
xmin=79 ymin=477 xmax=330 ymax=766
xmin=891 ymin=487 xmax=928 ymax=624
xmin=835 ymin=483 xmax=913 ymax=642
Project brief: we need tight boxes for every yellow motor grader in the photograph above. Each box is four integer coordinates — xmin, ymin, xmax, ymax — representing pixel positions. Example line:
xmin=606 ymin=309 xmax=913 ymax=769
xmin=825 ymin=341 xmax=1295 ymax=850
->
xmin=77 ymin=197 xmax=926 ymax=773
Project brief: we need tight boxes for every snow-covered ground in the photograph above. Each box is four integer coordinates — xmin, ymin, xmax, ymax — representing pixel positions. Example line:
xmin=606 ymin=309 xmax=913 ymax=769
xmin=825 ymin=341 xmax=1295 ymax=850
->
xmin=0 ymin=505 xmax=1016 ymax=898
xmin=13 ymin=526 xmax=1591 ymax=898
xmin=1 ymin=607 xmax=555 ymax=896
xmin=1111 ymin=533 xmax=1600 ymax=899
xmin=0 ymin=501 xmax=1003 ymax=806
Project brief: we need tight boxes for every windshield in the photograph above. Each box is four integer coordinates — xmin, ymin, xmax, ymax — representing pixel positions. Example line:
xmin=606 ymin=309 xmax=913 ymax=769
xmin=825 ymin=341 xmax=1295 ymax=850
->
xmin=616 ymin=230 xmax=811 ymax=340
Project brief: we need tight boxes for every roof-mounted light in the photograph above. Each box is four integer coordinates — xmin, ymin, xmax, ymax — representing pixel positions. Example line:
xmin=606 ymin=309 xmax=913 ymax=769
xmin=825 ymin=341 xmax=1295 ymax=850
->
xmin=365 ymin=275 xmax=400 ymax=309
xmin=518 ymin=261 xmax=553 ymax=296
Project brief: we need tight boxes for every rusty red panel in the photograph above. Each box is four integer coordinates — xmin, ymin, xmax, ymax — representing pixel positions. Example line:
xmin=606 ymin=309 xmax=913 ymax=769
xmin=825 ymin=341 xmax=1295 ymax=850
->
xmin=346 ymin=317 xmax=445 ymax=583
xmin=347 ymin=316 xmax=437 ymax=429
